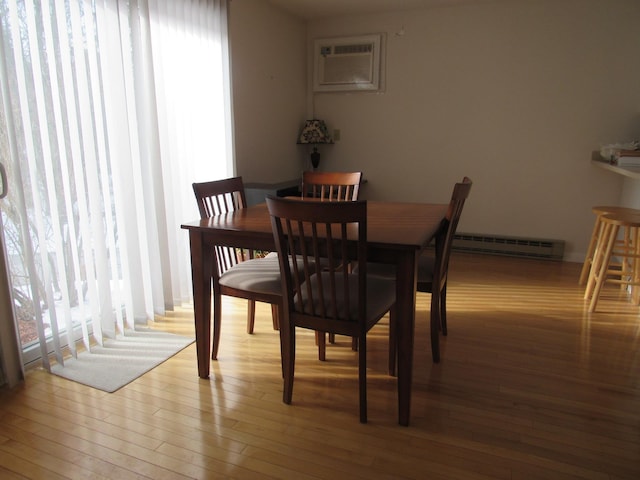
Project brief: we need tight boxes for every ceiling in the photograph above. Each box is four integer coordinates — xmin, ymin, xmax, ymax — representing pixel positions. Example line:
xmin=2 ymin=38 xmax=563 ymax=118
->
xmin=267 ymin=0 xmax=485 ymax=20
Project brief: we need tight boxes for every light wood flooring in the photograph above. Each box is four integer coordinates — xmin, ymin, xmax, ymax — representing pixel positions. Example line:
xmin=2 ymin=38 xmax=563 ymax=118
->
xmin=0 ymin=253 xmax=639 ymax=479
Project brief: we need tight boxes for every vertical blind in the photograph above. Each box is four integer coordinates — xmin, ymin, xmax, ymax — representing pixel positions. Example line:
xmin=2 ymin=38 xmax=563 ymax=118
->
xmin=0 ymin=0 xmax=232 ymax=370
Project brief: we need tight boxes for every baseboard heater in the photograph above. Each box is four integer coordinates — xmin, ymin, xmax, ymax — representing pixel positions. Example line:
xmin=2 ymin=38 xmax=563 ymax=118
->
xmin=452 ymin=232 xmax=565 ymax=260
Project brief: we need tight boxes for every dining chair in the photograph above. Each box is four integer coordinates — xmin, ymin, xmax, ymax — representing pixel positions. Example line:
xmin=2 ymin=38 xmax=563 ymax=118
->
xmin=192 ymin=177 xmax=283 ymax=360
xmin=266 ymin=196 xmax=396 ymax=423
xmin=300 ymin=170 xmax=363 ymax=356
xmin=301 ymin=171 xmax=362 ymax=201
xmin=386 ymin=176 xmax=472 ymax=368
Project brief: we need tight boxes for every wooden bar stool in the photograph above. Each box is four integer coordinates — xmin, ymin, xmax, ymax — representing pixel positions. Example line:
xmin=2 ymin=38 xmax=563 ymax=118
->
xmin=584 ymin=212 xmax=640 ymax=312
xmin=578 ymin=205 xmax=640 ymax=286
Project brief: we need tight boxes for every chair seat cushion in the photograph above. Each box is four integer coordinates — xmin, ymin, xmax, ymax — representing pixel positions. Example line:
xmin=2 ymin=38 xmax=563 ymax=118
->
xmin=219 ymin=255 xmax=313 ymax=294
xmin=219 ymin=256 xmax=283 ymax=293
xmin=297 ymin=272 xmax=395 ymax=321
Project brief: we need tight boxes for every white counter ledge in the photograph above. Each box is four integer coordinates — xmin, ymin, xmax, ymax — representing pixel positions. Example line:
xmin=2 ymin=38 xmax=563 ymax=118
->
xmin=591 ymin=151 xmax=640 ymax=180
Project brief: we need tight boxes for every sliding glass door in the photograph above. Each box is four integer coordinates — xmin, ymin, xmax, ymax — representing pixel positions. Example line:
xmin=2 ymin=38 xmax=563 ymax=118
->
xmin=0 ymin=0 xmax=233 ymax=370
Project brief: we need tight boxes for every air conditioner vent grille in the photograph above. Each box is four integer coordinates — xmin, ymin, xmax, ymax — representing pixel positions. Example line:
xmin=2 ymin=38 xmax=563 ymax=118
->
xmin=333 ymin=44 xmax=373 ymax=55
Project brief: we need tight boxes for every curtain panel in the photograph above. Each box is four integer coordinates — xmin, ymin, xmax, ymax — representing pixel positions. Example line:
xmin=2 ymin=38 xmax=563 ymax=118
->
xmin=0 ymin=0 xmax=232 ymax=374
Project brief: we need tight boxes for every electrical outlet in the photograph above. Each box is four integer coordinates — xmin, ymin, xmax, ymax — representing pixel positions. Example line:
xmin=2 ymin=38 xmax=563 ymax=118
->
xmin=333 ymin=129 xmax=341 ymax=141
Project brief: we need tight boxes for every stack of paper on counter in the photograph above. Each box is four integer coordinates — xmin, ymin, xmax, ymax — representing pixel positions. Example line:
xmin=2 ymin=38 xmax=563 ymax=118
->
xmin=613 ymin=149 xmax=640 ymax=166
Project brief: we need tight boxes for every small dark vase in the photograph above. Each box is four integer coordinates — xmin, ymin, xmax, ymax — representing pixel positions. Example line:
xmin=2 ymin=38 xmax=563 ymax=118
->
xmin=310 ymin=147 xmax=320 ymax=170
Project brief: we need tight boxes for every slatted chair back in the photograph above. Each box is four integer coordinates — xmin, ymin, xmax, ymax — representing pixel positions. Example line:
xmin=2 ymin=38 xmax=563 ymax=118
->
xmin=301 ymin=171 xmax=362 ymax=201
xmin=431 ymin=176 xmax=473 ymax=294
xmin=192 ymin=177 xmax=251 ymax=274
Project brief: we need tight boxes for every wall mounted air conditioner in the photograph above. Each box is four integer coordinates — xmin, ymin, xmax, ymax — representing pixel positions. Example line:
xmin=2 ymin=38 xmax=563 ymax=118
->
xmin=313 ymin=34 xmax=383 ymax=92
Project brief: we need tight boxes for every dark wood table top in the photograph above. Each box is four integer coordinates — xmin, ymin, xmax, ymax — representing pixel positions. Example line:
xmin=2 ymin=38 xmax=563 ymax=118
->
xmin=182 ymin=200 xmax=448 ymax=252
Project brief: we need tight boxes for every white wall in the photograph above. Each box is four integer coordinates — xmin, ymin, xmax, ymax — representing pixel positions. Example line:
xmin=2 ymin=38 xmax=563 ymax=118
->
xmin=230 ymin=0 xmax=640 ymax=262
xmin=228 ymin=0 xmax=308 ymax=182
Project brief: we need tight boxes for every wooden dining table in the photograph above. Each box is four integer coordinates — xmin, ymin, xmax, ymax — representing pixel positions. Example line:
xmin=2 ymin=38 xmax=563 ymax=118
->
xmin=181 ymin=200 xmax=448 ymax=426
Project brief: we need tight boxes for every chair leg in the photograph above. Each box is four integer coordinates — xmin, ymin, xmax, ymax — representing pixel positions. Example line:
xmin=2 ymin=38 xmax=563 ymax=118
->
xmin=271 ymin=304 xmax=280 ymax=330
xmin=323 ymin=333 xmax=357 ymax=350
xmin=316 ymin=331 xmax=326 ymax=361
xmin=212 ymin=291 xmax=222 ymax=360
xmin=430 ymin=291 xmax=441 ymax=363
xmin=280 ymin=314 xmax=295 ymax=405
xmin=388 ymin=307 xmax=397 ymax=376
xmin=274 ymin=305 xmax=285 ymax=378
xmin=440 ymin=284 xmax=448 ymax=336
xmin=358 ymin=335 xmax=368 ymax=424
xmin=247 ymin=300 xmax=256 ymax=334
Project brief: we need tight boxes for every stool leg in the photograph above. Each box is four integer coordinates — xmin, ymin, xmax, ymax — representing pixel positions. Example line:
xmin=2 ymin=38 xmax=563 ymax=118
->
xmin=621 ymin=225 xmax=633 ymax=292
xmin=589 ymin=223 xmax=618 ymax=312
xmin=585 ymin=220 xmax=609 ymax=300
xmin=633 ymin=227 xmax=640 ymax=304
xmin=579 ymin=215 xmax=602 ymax=286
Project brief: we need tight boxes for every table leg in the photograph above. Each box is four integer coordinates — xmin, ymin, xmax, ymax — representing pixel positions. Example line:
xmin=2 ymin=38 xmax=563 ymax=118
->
xmin=189 ymin=231 xmax=213 ymax=378
xmin=395 ymin=249 xmax=418 ymax=426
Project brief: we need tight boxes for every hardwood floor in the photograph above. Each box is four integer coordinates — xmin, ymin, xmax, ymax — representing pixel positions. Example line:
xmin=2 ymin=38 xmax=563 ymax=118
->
xmin=1 ymin=253 xmax=639 ymax=479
